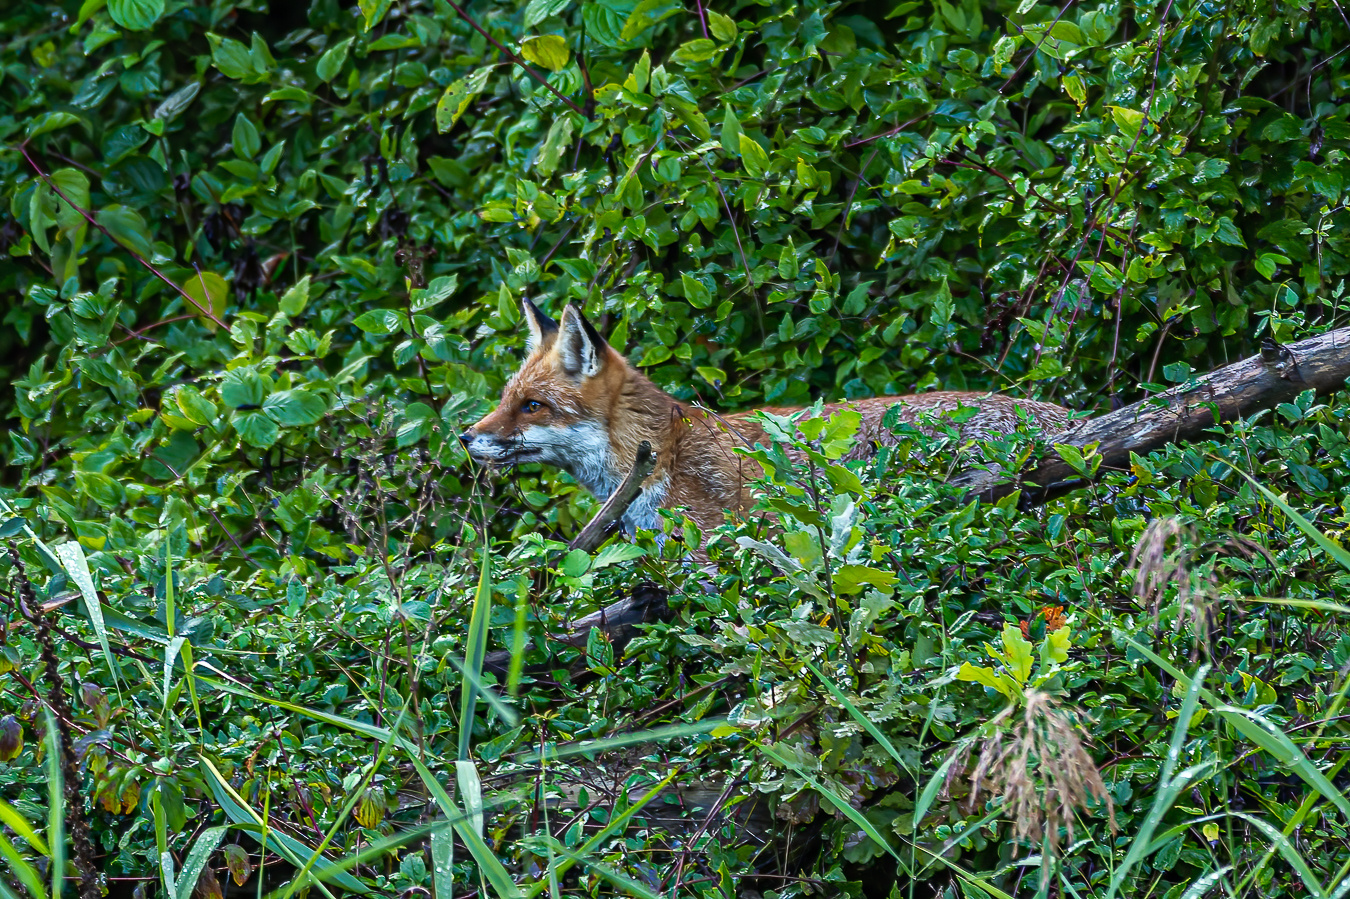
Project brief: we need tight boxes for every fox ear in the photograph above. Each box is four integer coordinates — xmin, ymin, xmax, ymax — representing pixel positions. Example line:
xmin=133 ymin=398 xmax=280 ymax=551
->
xmin=521 ymin=298 xmax=558 ymax=353
xmin=556 ymin=304 xmax=607 ymax=377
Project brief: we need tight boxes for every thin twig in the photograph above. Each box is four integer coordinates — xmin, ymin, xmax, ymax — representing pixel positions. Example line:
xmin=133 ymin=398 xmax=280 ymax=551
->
xmin=440 ymin=0 xmax=586 ymax=116
xmin=17 ymin=144 xmax=230 ymax=330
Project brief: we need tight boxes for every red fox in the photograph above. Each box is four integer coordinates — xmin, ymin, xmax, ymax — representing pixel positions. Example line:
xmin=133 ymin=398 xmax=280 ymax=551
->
xmin=461 ymin=300 xmax=1071 ymax=540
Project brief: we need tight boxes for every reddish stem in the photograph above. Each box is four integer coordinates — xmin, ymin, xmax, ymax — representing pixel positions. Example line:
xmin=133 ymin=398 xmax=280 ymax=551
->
xmin=18 ymin=144 xmax=230 ymax=330
xmin=440 ymin=0 xmax=586 ymax=116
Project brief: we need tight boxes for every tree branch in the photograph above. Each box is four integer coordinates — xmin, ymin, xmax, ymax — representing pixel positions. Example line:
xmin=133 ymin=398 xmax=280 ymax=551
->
xmin=955 ymin=326 xmax=1350 ymax=505
xmin=569 ymin=440 xmax=657 ymax=553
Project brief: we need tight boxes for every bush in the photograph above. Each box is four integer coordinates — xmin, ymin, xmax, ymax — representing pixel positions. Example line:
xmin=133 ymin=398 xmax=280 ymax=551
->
xmin=0 ymin=0 xmax=1348 ymax=895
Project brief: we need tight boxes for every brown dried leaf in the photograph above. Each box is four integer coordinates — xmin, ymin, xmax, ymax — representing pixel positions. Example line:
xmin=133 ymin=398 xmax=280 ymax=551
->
xmin=223 ymin=844 xmax=252 ymax=887
xmin=0 ymin=714 xmax=22 ymax=761
xmin=193 ymin=867 xmax=223 ymax=899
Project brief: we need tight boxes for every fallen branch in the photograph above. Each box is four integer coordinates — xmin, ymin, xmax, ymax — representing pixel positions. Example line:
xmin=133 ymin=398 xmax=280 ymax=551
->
xmin=954 ymin=326 xmax=1350 ymax=504
xmin=483 ymin=444 xmax=664 ymax=676
xmin=569 ymin=440 xmax=657 ymax=553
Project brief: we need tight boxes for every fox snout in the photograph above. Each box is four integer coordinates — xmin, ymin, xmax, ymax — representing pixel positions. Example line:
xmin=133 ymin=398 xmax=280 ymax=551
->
xmin=460 ymin=425 xmax=509 ymax=464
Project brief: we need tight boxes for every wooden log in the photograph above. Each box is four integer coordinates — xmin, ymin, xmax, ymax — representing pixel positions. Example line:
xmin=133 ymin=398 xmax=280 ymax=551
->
xmin=952 ymin=327 xmax=1350 ymax=504
xmin=482 ymin=444 xmax=666 ymax=677
xmin=569 ymin=440 xmax=657 ymax=553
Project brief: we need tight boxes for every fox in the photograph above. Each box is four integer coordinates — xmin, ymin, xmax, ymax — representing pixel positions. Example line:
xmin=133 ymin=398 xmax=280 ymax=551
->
xmin=461 ymin=300 xmax=1072 ymax=542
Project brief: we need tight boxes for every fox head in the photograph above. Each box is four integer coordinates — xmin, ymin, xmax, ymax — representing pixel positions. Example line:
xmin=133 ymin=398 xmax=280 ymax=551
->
xmin=460 ymin=299 xmax=626 ymax=496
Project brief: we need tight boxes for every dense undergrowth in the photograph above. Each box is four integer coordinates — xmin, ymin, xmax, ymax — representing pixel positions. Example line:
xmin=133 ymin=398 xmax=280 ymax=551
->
xmin=1 ymin=0 xmax=1350 ymax=896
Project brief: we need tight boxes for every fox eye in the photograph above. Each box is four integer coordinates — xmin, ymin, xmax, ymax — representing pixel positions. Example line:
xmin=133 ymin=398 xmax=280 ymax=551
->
xmin=520 ymin=399 xmax=544 ymax=414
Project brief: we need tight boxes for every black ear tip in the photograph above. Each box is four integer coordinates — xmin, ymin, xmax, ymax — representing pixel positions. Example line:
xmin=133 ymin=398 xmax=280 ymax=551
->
xmin=566 ymin=304 xmax=606 ymax=346
xmin=522 ymin=297 xmax=558 ymax=334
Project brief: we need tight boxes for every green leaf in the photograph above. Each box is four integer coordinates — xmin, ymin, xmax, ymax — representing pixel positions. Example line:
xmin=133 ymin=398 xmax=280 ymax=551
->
xmin=708 ymin=10 xmax=736 ymax=42
xmin=720 ymin=105 xmax=742 ymax=157
xmin=833 ymin=564 xmax=897 ymax=594
xmin=956 ymin=661 xmax=1018 ymax=699
xmin=669 ymin=38 xmax=719 ymax=65
xmin=175 ymin=387 xmax=218 ymax=425
xmin=1214 ymin=216 xmax=1246 ymax=247
xmin=52 ymin=542 xmax=119 ymax=694
xmin=1230 ymin=468 xmax=1350 ymax=573
xmin=359 ymin=0 xmax=392 ymax=30
xmin=50 ymin=168 xmax=90 ymax=233
xmin=435 ymin=67 xmax=492 ymax=133
xmin=180 ymin=272 xmax=229 ymax=330
xmin=778 ymin=238 xmax=797 ymax=279
xmin=279 ymin=276 xmax=311 ymax=316
xmin=352 ymin=309 xmax=404 ymax=335
xmin=1000 ymin=622 xmax=1034 ymax=684
xmin=536 ymin=113 xmax=575 ymax=177
xmin=220 ymin=369 xmax=268 ymax=408
xmin=27 ymin=111 xmax=82 ymax=138
xmin=561 ymin=549 xmax=590 ymax=577
xmin=75 ymin=470 xmax=125 ymax=508
xmin=1053 ymin=443 xmax=1088 ymax=476
xmin=316 ymin=37 xmax=352 ymax=83
xmin=108 ymin=0 xmax=163 ymax=30
xmin=738 ymin=134 xmax=769 ymax=179
xmin=153 ymin=81 xmax=200 ymax=120
xmin=207 ymin=33 xmax=253 ymax=80
xmin=262 ymin=389 xmax=328 ymax=427
xmin=232 ymin=113 xmax=261 ymax=159
xmin=232 ymin=410 xmax=280 ymax=448
xmin=681 ymin=273 xmax=711 ymax=308
xmin=173 ymin=827 xmax=227 ymax=899
xmin=524 ymin=0 xmax=570 ymax=27
xmin=620 ymin=0 xmax=681 ymax=41
xmin=97 ymin=205 xmax=154 ymax=258
xmin=521 ymin=35 xmax=570 ymax=72
xmin=593 ymin=543 xmax=645 ymax=568
xmin=1109 ymin=105 xmax=1146 ymax=139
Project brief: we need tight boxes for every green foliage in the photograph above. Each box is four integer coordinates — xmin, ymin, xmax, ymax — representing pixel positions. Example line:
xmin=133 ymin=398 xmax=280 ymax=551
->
xmin=0 ymin=0 xmax=1349 ymax=895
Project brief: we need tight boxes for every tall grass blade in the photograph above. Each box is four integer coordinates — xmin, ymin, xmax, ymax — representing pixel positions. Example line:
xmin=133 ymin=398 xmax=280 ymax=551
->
xmin=522 ymin=770 xmax=679 ymax=899
xmin=530 ymin=838 xmax=663 ymax=899
xmin=42 ymin=710 xmax=63 ymax=899
xmin=443 ymin=654 xmax=519 ymax=729
xmin=1180 ymin=865 xmax=1232 ymax=899
xmin=0 ymin=799 xmax=49 ymax=855
xmin=1214 ymin=706 xmax=1350 ymax=823
xmin=152 ymin=790 xmax=176 ymax=899
xmin=914 ymin=735 xmax=974 ymax=831
xmin=198 ymin=758 xmax=356 ymax=897
xmin=802 ymin=659 xmax=906 ymax=764
xmin=1129 ymin=639 xmax=1350 ymax=822
xmin=755 ymin=741 xmax=902 ymax=863
xmin=1228 ymin=466 xmax=1350 ymax=572
xmin=460 ymin=544 xmax=493 ymax=761
xmin=430 ymin=826 xmax=455 ymax=899
xmin=53 ymin=541 xmax=119 ymax=695
xmin=173 ymin=827 xmax=227 ymax=899
xmin=1104 ymin=663 xmax=1209 ymax=899
xmin=279 ymin=704 xmax=410 ymax=899
xmin=456 ymin=759 xmax=485 ymax=837
xmin=256 ymin=824 xmax=439 ymax=899
xmin=408 ymin=755 xmax=522 ymax=898
xmin=518 ymin=718 xmax=726 ymax=763
xmin=164 ymin=550 xmax=203 ymax=732
xmin=0 ymin=832 xmax=46 ymax=899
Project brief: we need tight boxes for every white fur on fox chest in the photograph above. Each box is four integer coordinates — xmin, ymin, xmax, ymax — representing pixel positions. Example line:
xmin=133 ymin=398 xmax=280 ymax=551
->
xmin=520 ymin=421 xmax=668 ymax=533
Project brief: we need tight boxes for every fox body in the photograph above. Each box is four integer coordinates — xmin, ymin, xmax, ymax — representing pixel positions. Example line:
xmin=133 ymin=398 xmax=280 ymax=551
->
xmin=462 ymin=301 xmax=1071 ymax=539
